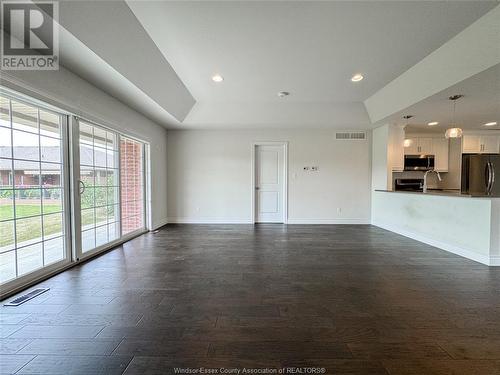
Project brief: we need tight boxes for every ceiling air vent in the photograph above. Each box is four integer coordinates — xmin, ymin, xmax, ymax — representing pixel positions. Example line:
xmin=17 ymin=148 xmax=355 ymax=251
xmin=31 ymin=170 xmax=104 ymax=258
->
xmin=335 ymin=131 xmax=366 ymax=140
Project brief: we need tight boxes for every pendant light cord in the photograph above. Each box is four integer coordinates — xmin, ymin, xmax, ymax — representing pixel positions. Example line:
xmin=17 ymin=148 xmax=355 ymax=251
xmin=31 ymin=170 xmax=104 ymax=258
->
xmin=452 ymin=99 xmax=456 ymax=127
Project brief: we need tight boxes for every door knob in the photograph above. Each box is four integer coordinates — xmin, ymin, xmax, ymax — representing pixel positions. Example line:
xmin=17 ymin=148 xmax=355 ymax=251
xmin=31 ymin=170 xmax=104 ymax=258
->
xmin=255 ymin=187 xmax=260 ymax=190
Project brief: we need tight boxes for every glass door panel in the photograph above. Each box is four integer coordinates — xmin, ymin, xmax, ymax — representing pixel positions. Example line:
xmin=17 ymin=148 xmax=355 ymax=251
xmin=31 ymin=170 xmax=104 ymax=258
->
xmin=120 ymin=137 xmax=145 ymax=235
xmin=78 ymin=121 xmax=120 ymax=253
xmin=0 ymin=93 xmax=68 ymax=285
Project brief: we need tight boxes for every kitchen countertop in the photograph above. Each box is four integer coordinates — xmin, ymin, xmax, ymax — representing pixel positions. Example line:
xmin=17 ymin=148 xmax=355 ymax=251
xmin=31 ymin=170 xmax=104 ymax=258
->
xmin=374 ymin=189 xmax=498 ymax=198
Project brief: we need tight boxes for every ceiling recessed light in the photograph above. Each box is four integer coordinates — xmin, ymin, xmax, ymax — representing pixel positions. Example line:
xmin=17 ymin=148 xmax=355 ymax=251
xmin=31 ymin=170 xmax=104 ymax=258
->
xmin=428 ymin=121 xmax=439 ymax=126
xmin=484 ymin=121 xmax=497 ymax=126
xmin=351 ymin=74 xmax=364 ymax=82
xmin=277 ymin=91 xmax=290 ymax=98
xmin=212 ymin=74 xmax=223 ymax=83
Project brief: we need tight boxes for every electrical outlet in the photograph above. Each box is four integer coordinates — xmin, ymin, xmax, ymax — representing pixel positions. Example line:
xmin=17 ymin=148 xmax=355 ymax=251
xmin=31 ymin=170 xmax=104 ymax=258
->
xmin=311 ymin=166 xmax=319 ymax=171
xmin=303 ymin=166 xmax=310 ymax=171
xmin=337 ymin=207 xmax=342 ymax=215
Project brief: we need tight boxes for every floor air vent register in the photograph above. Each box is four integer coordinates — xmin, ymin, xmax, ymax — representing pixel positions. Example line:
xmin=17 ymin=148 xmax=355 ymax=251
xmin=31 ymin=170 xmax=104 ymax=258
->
xmin=4 ymin=288 xmax=50 ymax=306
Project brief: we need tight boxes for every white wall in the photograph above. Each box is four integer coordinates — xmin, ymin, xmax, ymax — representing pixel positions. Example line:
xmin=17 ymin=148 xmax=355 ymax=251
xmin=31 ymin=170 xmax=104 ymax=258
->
xmin=491 ymin=199 xmax=500 ymax=259
xmin=1 ymin=68 xmax=168 ymax=229
xmin=167 ymin=129 xmax=371 ymax=224
xmin=371 ymin=125 xmax=390 ymax=191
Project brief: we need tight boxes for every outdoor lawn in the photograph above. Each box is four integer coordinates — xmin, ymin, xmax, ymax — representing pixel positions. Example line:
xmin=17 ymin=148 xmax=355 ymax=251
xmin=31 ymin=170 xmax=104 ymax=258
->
xmin=0 ymin=202 xmax=108 ymax=247
xmin=0 ymin=203 xmax=62 ymax=218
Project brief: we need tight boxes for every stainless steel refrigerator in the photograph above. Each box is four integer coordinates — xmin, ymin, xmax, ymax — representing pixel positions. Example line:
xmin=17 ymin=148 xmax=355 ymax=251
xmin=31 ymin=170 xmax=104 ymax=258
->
xmin=462 ymin=154 xmax=500 ymax=196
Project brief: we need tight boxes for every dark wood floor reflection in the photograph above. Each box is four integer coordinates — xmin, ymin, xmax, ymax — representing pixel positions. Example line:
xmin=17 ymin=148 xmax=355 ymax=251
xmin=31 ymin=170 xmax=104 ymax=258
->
xmin=2 ymin=224 xmax=500 ymax=374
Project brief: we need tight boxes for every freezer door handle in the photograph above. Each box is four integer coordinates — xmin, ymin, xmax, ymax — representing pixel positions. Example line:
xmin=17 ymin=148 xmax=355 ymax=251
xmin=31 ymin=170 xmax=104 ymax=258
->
xmin=488 ymin=162 xmax=495 ymax=195
xmin=485 ymin=163 xmax=490 ymax=194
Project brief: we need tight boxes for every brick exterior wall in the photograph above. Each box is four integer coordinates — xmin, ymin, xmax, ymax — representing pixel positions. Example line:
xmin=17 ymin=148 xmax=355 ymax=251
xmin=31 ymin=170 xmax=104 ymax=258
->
xmin=0 ymin=171 xmax=60 ymax=187
xmin=120 ymin=139 xmax=144 ymax=234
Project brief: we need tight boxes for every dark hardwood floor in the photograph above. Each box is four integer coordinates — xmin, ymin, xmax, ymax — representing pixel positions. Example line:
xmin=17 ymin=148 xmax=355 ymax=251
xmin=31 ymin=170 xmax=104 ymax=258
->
xmin=1 ymin=224 xmax=500 ymax=375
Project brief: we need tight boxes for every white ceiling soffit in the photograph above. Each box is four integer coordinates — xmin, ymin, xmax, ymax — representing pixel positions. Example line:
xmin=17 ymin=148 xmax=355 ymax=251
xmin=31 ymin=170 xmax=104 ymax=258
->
xmin=126 ymin=0 xmax=496 ymax=129
xmin=384 ymin=63 xmax=500 ymax=131
xmin=59 ymin=28 xmax=180 ymax=127
xmin=58 ymin=0 xmax=195 ymax=126
xmin=365 ymin=4 xmax=500 ymax=125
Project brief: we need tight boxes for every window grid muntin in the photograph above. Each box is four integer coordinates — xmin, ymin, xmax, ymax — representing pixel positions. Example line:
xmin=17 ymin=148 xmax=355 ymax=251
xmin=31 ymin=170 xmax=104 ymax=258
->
xmin=1 ymin=88 xmax=149 ymax=287
xmin=0 ymin=94 xmax=66 ymax=284
xmin=79 ymin=121 xmax=121 ymax=252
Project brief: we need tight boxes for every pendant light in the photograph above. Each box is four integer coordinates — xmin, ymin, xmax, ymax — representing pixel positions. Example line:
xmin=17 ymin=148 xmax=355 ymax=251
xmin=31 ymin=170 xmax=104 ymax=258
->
xmin=445 ymin=95 xmax=463 ymax=139
xmin=403 ymin=115 xmax=413 ymax=148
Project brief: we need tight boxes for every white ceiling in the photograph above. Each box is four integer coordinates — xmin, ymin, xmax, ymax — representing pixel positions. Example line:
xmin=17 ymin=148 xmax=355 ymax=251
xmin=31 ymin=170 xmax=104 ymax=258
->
xmin=127 ymin=0 xmax=497 ymax=129
xmin=393 ymin=63 xmax=500 ymax=132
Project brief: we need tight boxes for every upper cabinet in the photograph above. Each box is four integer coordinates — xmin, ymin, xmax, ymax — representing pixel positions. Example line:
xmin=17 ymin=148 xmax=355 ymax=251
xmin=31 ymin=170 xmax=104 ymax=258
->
xmin=402 ymin=135 xmax=449 ymax=172
xmin=388 ymin=125 xmax=405 ymax=172
xmin=481 ymin=136 xmax=500 ymax=153
xmin=462 ymin=135 xmax=480 ymax=153
xmin=418 ymin=137 xmax=433 ymax=155
xmin=462 ymin=134 xmax=500 ymax=154
xmin=403 ymin=137 xmax=418 ymax=155
xmin=404 ymin=137 xmax=433 ymax=155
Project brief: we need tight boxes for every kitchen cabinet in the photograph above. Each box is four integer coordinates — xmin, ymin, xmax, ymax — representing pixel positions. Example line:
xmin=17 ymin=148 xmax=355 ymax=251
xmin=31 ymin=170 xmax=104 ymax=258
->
xmin=481 ymin=136 xmax=500 ymax=153
xmin=389 ymin=125 xmax=405 ymax=171
xmin=404 ymin=137 xmax=433 ymax=155
xmin=462 ymin=134 xmax=500 ymax=154
xmin=433 ymin=138 xmax=449 ymax=172
xmin=462 ymin=135 xmax=481 ymax=153
xmin=418 ymin=137 xmax=433 ymax=154
xmin=403 ymin=137 xmax=418 ymax=155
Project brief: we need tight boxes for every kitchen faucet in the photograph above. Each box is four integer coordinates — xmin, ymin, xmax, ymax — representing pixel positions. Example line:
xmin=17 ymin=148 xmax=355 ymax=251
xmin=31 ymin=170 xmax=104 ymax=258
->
xmin=423 ymin=169 xmax=442 ymax=193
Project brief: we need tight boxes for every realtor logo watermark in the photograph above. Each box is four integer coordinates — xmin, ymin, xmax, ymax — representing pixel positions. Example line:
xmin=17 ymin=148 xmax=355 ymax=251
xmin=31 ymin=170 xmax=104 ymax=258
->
xmin=1 ymin=0 xmax=59 ymax=70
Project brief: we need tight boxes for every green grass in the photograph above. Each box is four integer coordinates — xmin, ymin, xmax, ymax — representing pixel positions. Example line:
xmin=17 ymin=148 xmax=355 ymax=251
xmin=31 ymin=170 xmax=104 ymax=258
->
xmin=0 ymin=203 xmax=110 ymax=247
xmin=0 ymin=203 xmax=62 ymax=221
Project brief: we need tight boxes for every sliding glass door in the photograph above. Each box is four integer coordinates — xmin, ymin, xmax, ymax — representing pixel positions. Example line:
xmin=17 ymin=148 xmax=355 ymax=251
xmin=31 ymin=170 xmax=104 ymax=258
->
xmin=78 ymin=121 xmax=121 ymax=254
xmin=120 ymin=137 xmax=145 ymax=235
xmin=75 ymin=121 xmax=146 ymax=257
xmin=0 ymin=87 xmax=148 ymax=294
xmin=0 ymin=93 xmax=69 ymax=285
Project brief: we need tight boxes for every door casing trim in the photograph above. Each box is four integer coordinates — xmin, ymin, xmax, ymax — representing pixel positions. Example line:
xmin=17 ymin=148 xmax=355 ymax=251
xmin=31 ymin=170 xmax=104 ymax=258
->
xmin=251 ymin=141 xmax=288 ymax=224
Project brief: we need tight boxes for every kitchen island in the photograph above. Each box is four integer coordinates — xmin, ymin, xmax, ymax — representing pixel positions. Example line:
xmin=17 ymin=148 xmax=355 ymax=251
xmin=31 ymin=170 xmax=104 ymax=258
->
xmin=372 ymin=190 xmax=500 ymax=266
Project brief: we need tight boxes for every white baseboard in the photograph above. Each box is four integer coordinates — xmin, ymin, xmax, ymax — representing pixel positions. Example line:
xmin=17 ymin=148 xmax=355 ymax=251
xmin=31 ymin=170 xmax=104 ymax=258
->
xmin=167 ymin=217 xmax=370 ymax=225
xmin=287 ymin=218 xmax=370 ymax=224
xmin=167 ymin=217 xmax=253 ymax=224
xmin=373 ymin=220 xmax=494 ymax=266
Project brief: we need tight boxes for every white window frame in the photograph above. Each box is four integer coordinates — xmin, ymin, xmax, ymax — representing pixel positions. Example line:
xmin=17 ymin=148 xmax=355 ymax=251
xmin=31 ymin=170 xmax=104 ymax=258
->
xmin=0 ymin=89 xmax=73 ymax=295
xmin=0 ymin=86 xmax=151 ymax=299
xmin=71 ymin=117 xmax=149 ymax=262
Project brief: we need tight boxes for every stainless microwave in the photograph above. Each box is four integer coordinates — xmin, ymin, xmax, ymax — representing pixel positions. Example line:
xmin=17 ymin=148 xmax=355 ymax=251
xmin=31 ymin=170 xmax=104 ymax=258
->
xmin=404 ymin=155 xmax=435 ymax=171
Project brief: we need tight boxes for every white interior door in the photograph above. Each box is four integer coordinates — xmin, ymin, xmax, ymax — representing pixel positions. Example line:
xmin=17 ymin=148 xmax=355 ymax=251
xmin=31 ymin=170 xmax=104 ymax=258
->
xmin=255 ymin=144 xmax=285 ymax=223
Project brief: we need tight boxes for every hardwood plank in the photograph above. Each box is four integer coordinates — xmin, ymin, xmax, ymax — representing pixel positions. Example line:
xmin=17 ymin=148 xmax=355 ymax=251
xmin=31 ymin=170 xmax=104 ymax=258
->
xmin=382 ymin=359 xmax=500 ymax=374
xmin=0 ymin=224 xmax=499 ymax=373
xmin=16 ymin=355 xmax=132 ymax=375
xmin=9 ymin=325 xmax=105 ymax=339
xmin=0 ymin=354 xmax=35 ymax=374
